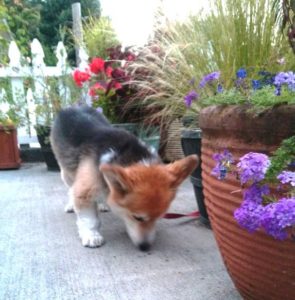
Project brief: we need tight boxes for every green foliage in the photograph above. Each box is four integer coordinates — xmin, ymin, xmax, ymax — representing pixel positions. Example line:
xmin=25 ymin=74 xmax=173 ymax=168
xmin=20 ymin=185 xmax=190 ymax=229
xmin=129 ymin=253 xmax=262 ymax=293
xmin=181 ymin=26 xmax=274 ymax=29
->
xmin=0 ymin=2 xmax=10 ymax=63
xmin=265 ymin=136 xmax=295 ymax=182
xmin=202 ymin=85 xmax=295 ymax=108
xmin=33 ymin=74 xmax=81 ymax=126
xmin=91 ymin=93 xmax=118 ymax=123
xmin=24 ymin=0 xmax=101 ymax=65
xmin=128 ymin=0 xmax=295 ymax=125
xmin=202 ymin=89 xmax=247 ymax=107
xmin=0 ymin=74 xmax=82 ymax=128
xmin=0 ymin=78 xmax=26 ymax=127
xmin=4 ymin=0 xmax=41 ymax=59
xmin=83 ymin=16 xmax=118 ymax=59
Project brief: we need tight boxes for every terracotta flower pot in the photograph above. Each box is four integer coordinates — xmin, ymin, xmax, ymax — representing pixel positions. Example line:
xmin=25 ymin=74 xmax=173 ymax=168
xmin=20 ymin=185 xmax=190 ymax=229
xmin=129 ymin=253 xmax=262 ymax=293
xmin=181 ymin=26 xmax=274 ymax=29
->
xmin=0 ymin=125 xmax=21 ymax=169
xmin=199 ymin=104 xmax=295 ymax=300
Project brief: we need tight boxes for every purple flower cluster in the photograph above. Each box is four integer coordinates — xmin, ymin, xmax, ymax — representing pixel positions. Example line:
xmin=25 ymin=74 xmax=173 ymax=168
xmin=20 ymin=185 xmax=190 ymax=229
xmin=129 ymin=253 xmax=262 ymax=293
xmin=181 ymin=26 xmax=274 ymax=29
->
xmin=212 ymin=149 xmax=295 ymax=240
xmin=237 ymin=152 xmax=271 ymax=184
xmin=184 ymin=90 xmax=199 ymax=107
xmin=199 ymin=71 xmax=220 ymax=88
xmin=236 ymin=68 xmax=247 ymax=79
xmin=184 ymin=71 xmax=220 ymax=107
xmin=212 ymin=149 xmax=233 ymax=180
xmin=260 ymin=198 xmax=295 ymax=240
xmin=235 ymin=197 xmax=295 ymax=238
xmin=243 ymin=183 xmax=270 ymax=204
xmin=274 ymin=71 xmax=295 ymax=86
xmin=234 ymin=184 xmax=269 ymax=232
xmin=277 ymin=171 xmax=295 ymax=186
xmin=274 ymin=71 xmax=295 ymax=94
xmin=252 ymin=80 xmax=261 ymax=90
xmin=234 ymin=201 xmax=265 ymax=233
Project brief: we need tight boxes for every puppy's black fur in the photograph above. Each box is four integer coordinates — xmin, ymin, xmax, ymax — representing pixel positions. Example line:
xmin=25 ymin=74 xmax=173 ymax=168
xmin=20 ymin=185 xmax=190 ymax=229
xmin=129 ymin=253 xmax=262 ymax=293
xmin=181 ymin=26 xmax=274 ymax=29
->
xmin=50 ymin=106 xmax=158 ymax=173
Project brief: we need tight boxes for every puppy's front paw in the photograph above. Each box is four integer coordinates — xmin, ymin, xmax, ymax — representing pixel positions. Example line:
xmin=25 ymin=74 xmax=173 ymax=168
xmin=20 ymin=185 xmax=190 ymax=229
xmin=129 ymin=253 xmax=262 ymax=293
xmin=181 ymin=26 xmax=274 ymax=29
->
xmin=80 ymin=231 xmax=104 ymax=248
xmin=64 ymin=202 xmax=74 ymax=213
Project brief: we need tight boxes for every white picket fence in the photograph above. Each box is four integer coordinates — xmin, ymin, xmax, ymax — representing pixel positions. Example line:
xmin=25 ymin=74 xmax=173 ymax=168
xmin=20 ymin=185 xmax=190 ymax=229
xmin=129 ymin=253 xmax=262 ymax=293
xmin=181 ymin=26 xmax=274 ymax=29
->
xmin=0 ymin=38 xmax=89 ymax=146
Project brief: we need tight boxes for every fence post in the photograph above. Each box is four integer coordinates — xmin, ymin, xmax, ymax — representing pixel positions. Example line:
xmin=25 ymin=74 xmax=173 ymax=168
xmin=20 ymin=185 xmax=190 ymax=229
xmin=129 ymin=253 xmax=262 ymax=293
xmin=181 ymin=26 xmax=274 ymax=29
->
xmin=56 ymin=41 xmax=71 ymax=103
xmin=8 ymin=41 xmax=27 ymax=142
xmin=8 ymin=41 xmax=26 ymax=106
xmin=72 ymin=2 xmax=84 ymax=66
xmin=31 ymin=38 xmax=47 ymax=124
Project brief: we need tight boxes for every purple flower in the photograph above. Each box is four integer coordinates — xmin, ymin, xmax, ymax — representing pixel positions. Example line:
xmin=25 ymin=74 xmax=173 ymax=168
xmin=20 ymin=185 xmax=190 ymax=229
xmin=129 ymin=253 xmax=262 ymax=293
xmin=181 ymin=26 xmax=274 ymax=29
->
xmin=234 ymin=201 xmax=265 ymax=233
xmin=277 ymin=171 xmax=295 ymax=186
xmin=212 ymin=164 xmax=228 ymax=180
xmin=260 ymin=197 xmax=295 ymax=240
xmin=252 ymin=80 xmax=261 ymax=90
xmin=236 ymin=68 xmax=247 ymax=79
xmin=217 ymin=84 xmax=223 ymax=93
xmin=212 ymin=149 xmax=233 ymax=180
xmin=274 ymin=71 xmax=295 ymax=90
xmin=237 ymin=152 xmax=270 ymax=184
xmin=199 ymin=71 xmax=220 ymax=88
xmin=243 ymin=183 xmax=270 ymax=204
xmin=184 ymin=90 xmax=198 ymax=107
xmin=274 ymin=72 xmax=289 ymax=86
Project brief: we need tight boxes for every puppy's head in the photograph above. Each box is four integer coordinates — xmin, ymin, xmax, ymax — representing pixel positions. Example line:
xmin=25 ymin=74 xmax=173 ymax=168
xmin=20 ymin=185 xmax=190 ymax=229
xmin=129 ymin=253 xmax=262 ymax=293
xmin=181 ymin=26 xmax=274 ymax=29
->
xmin=100 ymin=155 xmax=198 ymax=251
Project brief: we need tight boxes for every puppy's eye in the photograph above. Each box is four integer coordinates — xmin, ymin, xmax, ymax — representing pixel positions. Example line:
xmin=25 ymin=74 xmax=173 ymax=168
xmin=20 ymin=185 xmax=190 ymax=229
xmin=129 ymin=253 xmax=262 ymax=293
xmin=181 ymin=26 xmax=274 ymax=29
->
xmin=132 ymin=215 xmax=145 ymax=222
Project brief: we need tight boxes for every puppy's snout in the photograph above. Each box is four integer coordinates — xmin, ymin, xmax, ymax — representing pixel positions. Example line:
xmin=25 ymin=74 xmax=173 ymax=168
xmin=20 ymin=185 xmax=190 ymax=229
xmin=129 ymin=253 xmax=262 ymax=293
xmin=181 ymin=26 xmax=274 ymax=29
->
xmin=138 ymin=242 xmax=151 ymax=252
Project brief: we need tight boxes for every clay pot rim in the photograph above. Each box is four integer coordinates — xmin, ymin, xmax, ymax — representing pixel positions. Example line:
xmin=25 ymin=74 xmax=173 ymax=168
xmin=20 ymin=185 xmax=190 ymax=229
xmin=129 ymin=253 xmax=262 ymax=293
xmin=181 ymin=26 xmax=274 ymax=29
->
xmin=0 ymin=125 xmax=17 ymax=130
xmin=199 ymin=104 xmax=295 ymax=139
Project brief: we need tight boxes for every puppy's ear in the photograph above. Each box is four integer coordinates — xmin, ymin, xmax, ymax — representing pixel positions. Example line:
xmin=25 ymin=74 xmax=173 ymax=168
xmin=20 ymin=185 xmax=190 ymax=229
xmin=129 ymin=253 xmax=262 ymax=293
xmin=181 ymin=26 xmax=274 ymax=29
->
xmin=99 ymin=164 xmax=130 ymax=195
xmin=165 ymin=155 xmax=199 ymax=188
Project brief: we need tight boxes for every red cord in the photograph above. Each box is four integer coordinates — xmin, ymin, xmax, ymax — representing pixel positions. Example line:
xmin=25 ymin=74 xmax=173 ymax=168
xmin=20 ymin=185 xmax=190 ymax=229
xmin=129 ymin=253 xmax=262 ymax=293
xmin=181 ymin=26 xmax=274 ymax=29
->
xmin=163 ymin=210 xmax=200 ymax=219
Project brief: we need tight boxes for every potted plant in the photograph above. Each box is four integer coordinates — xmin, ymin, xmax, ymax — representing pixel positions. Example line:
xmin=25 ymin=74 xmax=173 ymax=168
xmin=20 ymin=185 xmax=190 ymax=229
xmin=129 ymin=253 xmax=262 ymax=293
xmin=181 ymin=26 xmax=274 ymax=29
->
xmin=33 ymin=75 xmax=80 ymax=171
xmin=185 ymin=68 xmax=295 ymax=299
xmin=0 ymin=105 xmax=22 ymax=169
xmin=73 ymin=47 xmax=138 ymax=130
xmin=72 ymin=46 xmax=161 ymax=151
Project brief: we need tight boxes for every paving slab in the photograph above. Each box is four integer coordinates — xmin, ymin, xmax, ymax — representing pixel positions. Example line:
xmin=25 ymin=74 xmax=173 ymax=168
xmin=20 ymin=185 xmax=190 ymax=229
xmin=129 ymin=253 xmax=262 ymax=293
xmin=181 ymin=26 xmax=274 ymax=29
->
xmin=0 ymin=163 xmax=241 ymax=300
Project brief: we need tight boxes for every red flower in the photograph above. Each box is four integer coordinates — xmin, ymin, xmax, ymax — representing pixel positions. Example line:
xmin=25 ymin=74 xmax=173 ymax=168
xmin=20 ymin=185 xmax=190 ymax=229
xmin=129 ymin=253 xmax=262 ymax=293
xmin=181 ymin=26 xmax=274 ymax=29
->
xmin=114 ymin=82 xmax=122 ymax=90
xmin=105 ymin=66 xmax=113 ymax=77
xmin=89 ymin=83 xmax=105 ymax=97
xmin=73 ymin=69 xmax=90 ymax=87
xmin=89 ymin=57 xmax=105 ymax=74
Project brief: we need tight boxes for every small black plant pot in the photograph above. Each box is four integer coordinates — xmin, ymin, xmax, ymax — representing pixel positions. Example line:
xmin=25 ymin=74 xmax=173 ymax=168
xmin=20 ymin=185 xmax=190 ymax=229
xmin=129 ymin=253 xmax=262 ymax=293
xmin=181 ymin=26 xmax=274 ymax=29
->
xmin=181 ymin=128 xmax=210 ymax=225
xmin=36 ymin=125 xmax=60 ymax=172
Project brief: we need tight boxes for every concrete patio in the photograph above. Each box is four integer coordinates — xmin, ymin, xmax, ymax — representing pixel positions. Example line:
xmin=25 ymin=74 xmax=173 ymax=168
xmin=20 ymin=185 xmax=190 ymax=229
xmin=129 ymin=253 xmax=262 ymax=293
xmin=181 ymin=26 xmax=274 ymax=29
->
xmin=0 ymin=163 xmax=241 ymax=300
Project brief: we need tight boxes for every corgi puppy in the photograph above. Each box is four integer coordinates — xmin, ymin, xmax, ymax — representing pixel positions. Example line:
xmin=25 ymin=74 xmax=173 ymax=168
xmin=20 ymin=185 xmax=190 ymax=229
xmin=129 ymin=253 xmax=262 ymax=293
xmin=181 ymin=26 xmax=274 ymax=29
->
xmin=50 ymin=106 xmax=198 ymax=251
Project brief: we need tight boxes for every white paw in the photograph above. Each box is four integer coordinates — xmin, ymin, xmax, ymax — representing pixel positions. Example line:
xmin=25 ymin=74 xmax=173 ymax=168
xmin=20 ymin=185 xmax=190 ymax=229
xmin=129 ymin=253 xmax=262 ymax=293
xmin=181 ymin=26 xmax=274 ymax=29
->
xmin=80 ymin=231 xmax=104 ymax=248
xmin=97 ymin=202 xmax=109 ymax=212
xmin=64 ymin=202 xmax=74 ymax=213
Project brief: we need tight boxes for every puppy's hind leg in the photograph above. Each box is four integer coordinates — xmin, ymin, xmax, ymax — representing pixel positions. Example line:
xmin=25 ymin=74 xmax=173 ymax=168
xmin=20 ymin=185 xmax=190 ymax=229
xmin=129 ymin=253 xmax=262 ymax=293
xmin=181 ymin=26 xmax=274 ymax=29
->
xmin=64 ymin=191 xmax=75 ymax=213
xmin=61 ymin=169 xmax=75 ymax=213
xmin=72 ymin=158 xmax=104 ymax=248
